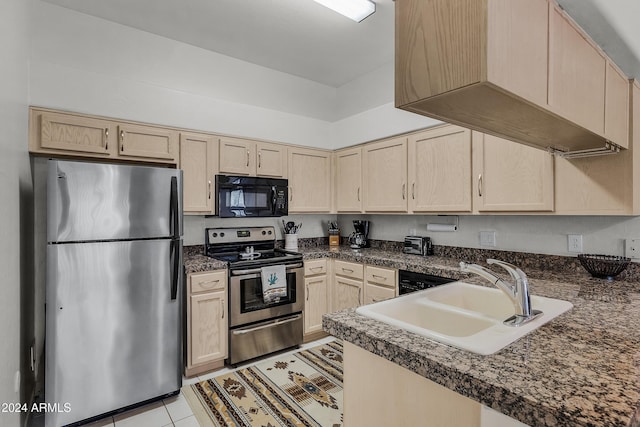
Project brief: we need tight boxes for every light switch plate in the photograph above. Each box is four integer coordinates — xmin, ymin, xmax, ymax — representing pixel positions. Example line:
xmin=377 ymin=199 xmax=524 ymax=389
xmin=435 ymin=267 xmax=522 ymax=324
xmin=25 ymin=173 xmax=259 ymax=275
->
xmin=479 ymin=231 xmax=496 ymax=247
xmin=625 ymin=239 xmax=640 ymax=260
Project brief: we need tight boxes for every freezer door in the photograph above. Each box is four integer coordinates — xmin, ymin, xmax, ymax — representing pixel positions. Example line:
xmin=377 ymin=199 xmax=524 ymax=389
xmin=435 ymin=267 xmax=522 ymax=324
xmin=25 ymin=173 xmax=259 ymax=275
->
xmin=45 ymin=239 xmax=182 ymax=427
xmin=47 ymin=159 xmax=183 ymax=242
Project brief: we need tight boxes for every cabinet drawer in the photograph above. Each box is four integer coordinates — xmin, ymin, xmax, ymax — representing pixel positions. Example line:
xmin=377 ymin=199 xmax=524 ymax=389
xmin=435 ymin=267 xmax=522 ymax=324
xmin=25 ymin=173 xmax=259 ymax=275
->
xmin=190 ymin=270 xmax=227 ymax=294
xmin=364 ymin=283 xmax=396 ymax=305
xmin=304 ymin=259 xmax=328 ymax=276
xmin=334 ymin=260 xmax=364 ymax=280
xmin=365 ymin=266 xmax=396 ymax=288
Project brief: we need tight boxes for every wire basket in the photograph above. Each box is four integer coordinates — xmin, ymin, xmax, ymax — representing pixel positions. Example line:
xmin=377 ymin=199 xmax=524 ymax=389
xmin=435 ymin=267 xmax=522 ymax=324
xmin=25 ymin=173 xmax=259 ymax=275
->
xmin=577 ymin=254 xmax=630 ymax=279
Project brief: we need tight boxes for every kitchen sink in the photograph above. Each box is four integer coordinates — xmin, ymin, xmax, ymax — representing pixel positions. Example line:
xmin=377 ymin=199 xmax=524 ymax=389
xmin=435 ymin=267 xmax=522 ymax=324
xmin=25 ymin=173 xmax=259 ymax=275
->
xmin=355 ymin=281 xmax=573 ymax=355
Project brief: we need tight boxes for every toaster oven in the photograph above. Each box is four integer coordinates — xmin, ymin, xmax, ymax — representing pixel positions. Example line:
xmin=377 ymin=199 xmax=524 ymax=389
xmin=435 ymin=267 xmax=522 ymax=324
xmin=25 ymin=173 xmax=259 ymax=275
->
xmin=403 ymin=236 xmax=433 ymax=256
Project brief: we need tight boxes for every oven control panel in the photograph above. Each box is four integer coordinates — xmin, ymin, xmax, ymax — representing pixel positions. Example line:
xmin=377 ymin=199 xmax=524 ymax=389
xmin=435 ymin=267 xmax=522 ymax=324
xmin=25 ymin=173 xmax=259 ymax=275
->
xmin=206 ymin=226 xmax=275 ymax=245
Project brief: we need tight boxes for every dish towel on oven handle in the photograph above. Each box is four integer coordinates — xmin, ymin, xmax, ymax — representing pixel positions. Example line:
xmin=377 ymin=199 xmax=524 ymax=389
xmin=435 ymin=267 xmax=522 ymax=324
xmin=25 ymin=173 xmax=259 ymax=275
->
xmin=261 ymin=264 xmax=287 ymax=304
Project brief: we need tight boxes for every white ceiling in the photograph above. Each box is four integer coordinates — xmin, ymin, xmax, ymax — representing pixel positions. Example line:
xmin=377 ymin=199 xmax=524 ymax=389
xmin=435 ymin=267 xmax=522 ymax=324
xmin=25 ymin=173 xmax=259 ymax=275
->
xmin=40 ymin=0 xmax=640 ymax=88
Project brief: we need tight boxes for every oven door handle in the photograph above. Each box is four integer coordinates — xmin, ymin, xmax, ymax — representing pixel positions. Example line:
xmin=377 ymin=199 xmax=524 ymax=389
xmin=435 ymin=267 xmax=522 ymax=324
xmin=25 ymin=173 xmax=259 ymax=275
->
xmin=231 ymin=314 xmax=302 ymax=335
xmin=231 ymin=263 xmax=303 ymax=276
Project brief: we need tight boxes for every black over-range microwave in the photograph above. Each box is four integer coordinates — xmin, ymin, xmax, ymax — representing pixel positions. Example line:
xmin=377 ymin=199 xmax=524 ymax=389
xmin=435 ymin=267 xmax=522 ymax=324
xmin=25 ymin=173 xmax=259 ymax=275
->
xmin=215 ymin=175 xmax=288 ymax=217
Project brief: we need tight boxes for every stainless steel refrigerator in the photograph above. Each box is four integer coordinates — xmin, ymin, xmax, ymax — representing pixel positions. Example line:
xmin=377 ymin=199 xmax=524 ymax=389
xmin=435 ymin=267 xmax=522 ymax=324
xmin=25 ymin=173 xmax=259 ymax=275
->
xmin=45 ymin=160 xmax=183 ymax=427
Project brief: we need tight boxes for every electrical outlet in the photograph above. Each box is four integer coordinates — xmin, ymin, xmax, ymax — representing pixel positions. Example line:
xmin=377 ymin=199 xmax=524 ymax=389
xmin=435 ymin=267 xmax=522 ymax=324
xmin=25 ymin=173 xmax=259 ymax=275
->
xmin=479 ymin=231 xmax=496 ymax=247
xmin=568 ymin=234 xmax=583 ymax=253
xmin=625 ymin=239 xmax=640 ymax=260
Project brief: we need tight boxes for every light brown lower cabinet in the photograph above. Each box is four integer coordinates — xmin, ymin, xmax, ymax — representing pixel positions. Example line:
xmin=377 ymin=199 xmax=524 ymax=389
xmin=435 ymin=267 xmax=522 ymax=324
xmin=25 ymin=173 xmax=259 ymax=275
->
xmin=364 ymin=265 xmax=397 ymax=304
xmin=332 ymin=260 xmax=364 ymax=312
xmin=185 ymin=270 xmax=228 ymax=377
xmin=303 ymin=259 xmax=329 ymax=342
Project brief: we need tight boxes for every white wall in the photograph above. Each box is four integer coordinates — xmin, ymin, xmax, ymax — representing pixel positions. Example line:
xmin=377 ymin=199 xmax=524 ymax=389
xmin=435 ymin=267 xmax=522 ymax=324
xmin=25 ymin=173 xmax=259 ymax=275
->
xmin=0 ymin=0 xmax=31 ymax=425
xmin=332 ymin=61 xmax=442 ymax=148
xmin=29 ymin=1 xmax=334 ymax=148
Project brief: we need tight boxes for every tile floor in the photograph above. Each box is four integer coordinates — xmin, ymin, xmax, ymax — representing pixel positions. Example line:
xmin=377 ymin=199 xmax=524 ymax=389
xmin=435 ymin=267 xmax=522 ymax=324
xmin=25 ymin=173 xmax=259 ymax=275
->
xmin=67 ymin=336 xmax=335 ymax=427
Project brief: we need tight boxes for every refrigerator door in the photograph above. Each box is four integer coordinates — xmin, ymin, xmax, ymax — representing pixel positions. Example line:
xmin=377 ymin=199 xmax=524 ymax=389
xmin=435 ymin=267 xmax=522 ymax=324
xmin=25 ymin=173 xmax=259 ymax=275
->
xmin=45 ymin=239 xmax=182 ymax=427
xmin=47 ymin=160 xmax=183 ymax=243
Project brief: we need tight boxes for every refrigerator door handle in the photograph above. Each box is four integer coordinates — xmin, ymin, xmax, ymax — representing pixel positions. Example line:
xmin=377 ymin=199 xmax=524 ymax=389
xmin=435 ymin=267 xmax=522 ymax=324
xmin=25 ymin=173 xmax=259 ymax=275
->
xmin=170 ymin=177 xmax=179 ymax=239
xmin=170 ymin=176 xmax=179 ymax=300
xmin=170 ymin=240 xmax=179 ymax=300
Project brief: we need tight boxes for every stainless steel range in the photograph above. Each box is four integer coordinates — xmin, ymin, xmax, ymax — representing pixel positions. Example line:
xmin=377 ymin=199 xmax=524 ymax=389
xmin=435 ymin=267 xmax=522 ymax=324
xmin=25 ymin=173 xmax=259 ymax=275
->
xmin=205 ymin=226 xmax=304 ymax=365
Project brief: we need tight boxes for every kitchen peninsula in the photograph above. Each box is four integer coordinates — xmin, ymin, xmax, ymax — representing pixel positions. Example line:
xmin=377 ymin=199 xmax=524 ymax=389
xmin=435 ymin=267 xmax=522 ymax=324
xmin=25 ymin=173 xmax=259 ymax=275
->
xmin=320 ymin=249 xmax=640 ymax=427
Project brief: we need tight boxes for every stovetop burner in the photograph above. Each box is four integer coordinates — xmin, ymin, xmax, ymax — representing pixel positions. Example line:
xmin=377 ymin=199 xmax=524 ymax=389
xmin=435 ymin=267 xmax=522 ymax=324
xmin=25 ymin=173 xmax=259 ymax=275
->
xmin=205 ymin=226 xmax=303 ymax=267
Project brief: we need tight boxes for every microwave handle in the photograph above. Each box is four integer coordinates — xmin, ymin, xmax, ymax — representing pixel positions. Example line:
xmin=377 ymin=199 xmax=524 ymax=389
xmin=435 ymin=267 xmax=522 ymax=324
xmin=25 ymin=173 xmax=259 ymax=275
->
xmin=271 ymin=186 xmax=277 ymax=215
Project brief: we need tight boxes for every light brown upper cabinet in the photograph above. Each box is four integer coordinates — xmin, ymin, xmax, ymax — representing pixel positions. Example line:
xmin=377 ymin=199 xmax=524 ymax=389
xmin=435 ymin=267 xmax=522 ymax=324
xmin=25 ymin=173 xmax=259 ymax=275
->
xmin=408 ymin=125 xmax=472 ymax=213
xmin=554 ymin=81 xmax=640 ymax=215
xmin=116 ymin=123 xmax=178 ymax=163
xmin=395 ymin=0 xmax=630 ymax=154
xmin=548 ymin=3 xmax=606 ymax=137
xmin=287 ymin=147 xmax=332 ymax=213
xmin=605 ymin=62 xmax=630 ymax=149
xmin=473 ymin=132 xmax=554 ymax=212
xmin=31 ymin=110 xmax=115 ymax=157
xmin=335 ymin=147 xmax=363 ymax=213
xmin=219 ymin=137 xmax=286 ymax=178
xmin=180 ymin=132 xmax=218 ymax=215
xmin=29 ymin=108 xmax=178 ymax=164
xmin=363 ymin=137 xmax=408 ymax=212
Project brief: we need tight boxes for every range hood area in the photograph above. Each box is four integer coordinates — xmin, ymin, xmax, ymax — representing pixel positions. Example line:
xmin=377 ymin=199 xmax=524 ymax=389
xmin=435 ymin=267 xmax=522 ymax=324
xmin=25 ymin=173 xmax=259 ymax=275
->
xmin=395 ymin=0 xmax=632 ymax=158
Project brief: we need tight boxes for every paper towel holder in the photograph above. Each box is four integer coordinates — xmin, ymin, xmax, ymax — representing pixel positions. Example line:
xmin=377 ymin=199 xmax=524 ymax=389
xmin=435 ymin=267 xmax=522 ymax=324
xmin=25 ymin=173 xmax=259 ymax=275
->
xmin=426 ymin=215 xmax=458 ymax=232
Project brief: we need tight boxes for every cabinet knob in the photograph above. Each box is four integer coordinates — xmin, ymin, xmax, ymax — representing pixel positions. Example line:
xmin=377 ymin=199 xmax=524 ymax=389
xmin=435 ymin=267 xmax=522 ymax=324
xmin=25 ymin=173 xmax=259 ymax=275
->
xmin=478 ymin=174 xmax=483 ymax=197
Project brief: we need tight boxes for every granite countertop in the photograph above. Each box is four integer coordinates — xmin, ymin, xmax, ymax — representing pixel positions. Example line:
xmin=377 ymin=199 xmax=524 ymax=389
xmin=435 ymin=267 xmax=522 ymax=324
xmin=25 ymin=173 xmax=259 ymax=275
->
xmin=183 ymin=243 xmax=640 ymax=425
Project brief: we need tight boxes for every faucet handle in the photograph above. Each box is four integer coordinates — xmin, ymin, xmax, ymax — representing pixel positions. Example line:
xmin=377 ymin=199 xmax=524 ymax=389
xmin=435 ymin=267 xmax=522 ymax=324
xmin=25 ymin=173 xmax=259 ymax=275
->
xmin=486 ymin=259 xmax=523 ymax=283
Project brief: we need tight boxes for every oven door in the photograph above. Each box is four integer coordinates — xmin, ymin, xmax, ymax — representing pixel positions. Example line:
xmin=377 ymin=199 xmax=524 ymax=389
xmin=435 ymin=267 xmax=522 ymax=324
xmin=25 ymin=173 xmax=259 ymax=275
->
xmin=229 ymin=263 xmax=304 ymax=327
xmin=216 ymin=175 xmax=288 ymax=218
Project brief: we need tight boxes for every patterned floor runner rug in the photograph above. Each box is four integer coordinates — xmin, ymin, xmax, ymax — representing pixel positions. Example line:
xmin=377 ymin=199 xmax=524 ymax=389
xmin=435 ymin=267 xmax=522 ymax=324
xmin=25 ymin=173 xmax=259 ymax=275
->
xmin=183 ymin=340 xmax=343 ymax=427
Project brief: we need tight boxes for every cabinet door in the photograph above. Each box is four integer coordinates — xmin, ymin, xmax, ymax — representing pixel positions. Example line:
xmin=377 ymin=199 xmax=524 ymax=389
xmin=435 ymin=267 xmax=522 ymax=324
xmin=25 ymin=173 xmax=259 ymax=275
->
xmin=408 ymin=126 xmax=471 ymax=212
xmin=256 ymin=141 xmax=287 ymax=178
xmin=548 ymin=5 xmax=606 ymax=136
xmin=473 ymin=133 xmax=554 ymax=212
xmin=605 ymin=62 xmax=630 ymax=149
xmin=333 ymin=276 xmax=363 ymax=312
xmin=180 ymin=133 xmax=217 ymax=214
xmin=336 ymin=147 xmax=363 ymax=212
xmin=35 ymin=111 xmax=115 ymax=157
xmin=486 ymin=0 xmax=548 ymax=108
xmin=363 ymin=137 xmax=408 ymax=212
xmin=304 ymin=275 xmax=328 ymax=334
xmin=117 ymin=123 xmax=178 ymax=163
xmin=364 ymin=283 xmax=396 ymax=305
xmin=219 ymin=137 xmax=255 ymax=175
xmin=190 ymin=290 xmax=227 ymax=366
xmin=288 ymin=147 xmax=332 ymax=212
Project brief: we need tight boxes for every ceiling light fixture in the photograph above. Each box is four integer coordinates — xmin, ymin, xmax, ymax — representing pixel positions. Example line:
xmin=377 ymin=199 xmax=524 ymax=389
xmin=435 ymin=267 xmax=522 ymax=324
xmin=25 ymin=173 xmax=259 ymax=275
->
xmin=313 ymin=0 xmax=376 ymax=23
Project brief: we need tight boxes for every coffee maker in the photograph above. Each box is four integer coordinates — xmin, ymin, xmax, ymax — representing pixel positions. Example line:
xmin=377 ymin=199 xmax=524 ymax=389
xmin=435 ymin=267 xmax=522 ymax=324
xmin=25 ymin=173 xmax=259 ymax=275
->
xmin=348 ymin=220 xmax=370 ymax=249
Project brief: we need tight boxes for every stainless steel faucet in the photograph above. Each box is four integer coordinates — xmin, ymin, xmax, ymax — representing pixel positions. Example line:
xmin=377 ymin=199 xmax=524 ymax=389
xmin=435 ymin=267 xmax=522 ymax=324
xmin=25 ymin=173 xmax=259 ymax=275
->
xmin=459 ymin=259 xmax=542 ymax=326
